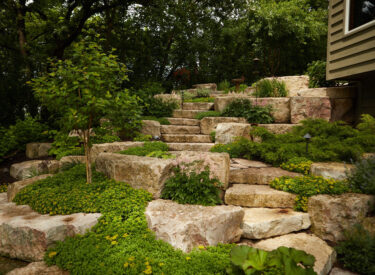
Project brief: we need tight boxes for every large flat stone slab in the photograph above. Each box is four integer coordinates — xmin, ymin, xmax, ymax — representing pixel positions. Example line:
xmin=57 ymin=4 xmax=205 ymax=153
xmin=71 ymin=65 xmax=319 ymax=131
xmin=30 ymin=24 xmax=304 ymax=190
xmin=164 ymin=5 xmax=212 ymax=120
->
xmin=264 ymin=75 xmax=309 ymax=96
xmin=290 ymin=97 xmax=331 ymax=123
xmin=215 ymin=123 xmax=251 ymax=144
xmin=141 ymin=120 xmax=161 ymax=137
xmin=172 ymin=109 xmax=201 ymax=119
xmin=230 ymin=167 xmax=301 ymax=185
xmin=145 ymin=199 xmax=244 ymax=252
xmin=167 ymin=118 xmax=200 ymax=126
xmin=7 ymin=174 xmax=53 ymax=202
xmin=25 ymin=143 xmax=52 ymax=159
xmin=10 ymin=160 xmax=59 ymax=180
xmin=91 ymin=141 xmax=144 ymax=162
xmin=308 ymin=193 xmax=375 ymax=242
xmin=95 ymin=153 xmax=174 ymax=198
xmin=293 ymin=87 xmax=357 ymax=98
xmin=242 ymin=208 xmax=311 ymax=239
xmin=161 ymin=125 xmax=201 ymax=134
xmin=225 ymin=184 xmax=296 ymax=208
xmin=254 ymin=233 xmax=336 ymax=275
xmin=310 ymin=162 xmax=355 ymax=180
xmin=192 ymin=83 xmax=217 ymax=91
xmin=166 ymin=143 xmax=214 ymax=152
xmin=162 ymin=134 xmax=211 ymax=143
xmin=0 ymin=193 xmax=101 ymax=261
xmin=200 ymin=117 xmax=247 ymax=135
xmin=182 ymin=102 xmax=214 ymax=110
xmin=230 ymin=159 xmax=270 ymax=169
xmin=7 ymin=262 xmax=69 ymax=275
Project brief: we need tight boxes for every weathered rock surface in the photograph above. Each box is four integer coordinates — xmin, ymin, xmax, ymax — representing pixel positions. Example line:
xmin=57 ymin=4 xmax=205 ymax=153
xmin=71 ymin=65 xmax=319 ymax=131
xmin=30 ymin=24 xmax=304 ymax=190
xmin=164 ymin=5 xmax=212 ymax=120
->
xmin=166 ymin=143 xmax=214 ymax=152
xmin=7 ymin=262 xmax=69 ymax=275
xmin=140 ymin=120 xmax=161 ymax=137
xmin=362 ymin=152 xmax=375 ymax=159
xmin=230 ymin=159 xmax=270 ymax=169
xmin=230 ymin=167 xmax=300 ymax=185
xmin=167 ymin=118 xmax=200 ymax=126
xmin=0 ymin=193 xmax=101 ymax=261
xmin=26 ymin=143 xmax=52 ymax=159
xmin=290 ymin=97 xmax=331 ymax=123
xmin=362 ymin=217 xmax=375 ymax=236
xmin=257 ymin=124 xmax=297 ymax=134
xmin=192 ymin=83 xmax=217 ymax=91
xmin=10 ymin=160 xmax=59 ymax=180
xmin=254 ymin=233 xmax=336 ymax=275
xmin=162 ymin=134 xmax=211 ymax=143
xmin=330 ymin=98 xmax=355 ymax=123
xmin=242 ymin=208 xmax=311 ymax=239
xmin=329 ymin=267 xmax=358 ymax=275
xmin=293 ymin=86 xmax=357 ymax=98
xmin=172 ymin=151 xmax=230 ymax=189
xmin=310 ymin=162 xmax=355 ymax=180
xmin=154 ymin=94 xmax=182 ymax=106
xmin=59 ymin=156 xmax=86 ymax=170
xmin=172 ymin=109 xmax=201 ymax=119
xmin=308 ymin=193 xmax=375 ymax=242
xmin=145 ymin=199 xmax=243 ymax=252
xmin=182 ymin=102 xmax=214 ymax=110
xmin=161 ymin=125 xmax=201 ymax=135
xmin=7 ymin=174 xmax=53 ymax=202
xmin=95 ymin=153 xmax=174 ymax=198
xmin=215 ymin=123 xmax=251 ymax=144
xmin=200 ymin=117 xmax=247 ymax=135
xmin=225 ymin=184 xmax=296 ymax=208
xmin=91 ymin=142 xmax=144 ymax=162
xmin=264 ymin=75 xmax=309 ymax=95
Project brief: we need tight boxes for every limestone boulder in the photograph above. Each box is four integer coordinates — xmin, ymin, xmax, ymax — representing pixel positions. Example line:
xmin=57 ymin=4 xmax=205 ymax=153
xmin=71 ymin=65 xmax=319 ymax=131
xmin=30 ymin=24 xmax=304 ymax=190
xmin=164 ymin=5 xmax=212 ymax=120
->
xmin=182 ymin=102 xmax=214 ymax=111
xmin=215 ymin=123 xmax=251 ymax=144
xmin=310 ymin=162 xmax=355 ymax=181
xmin=263 ymin=75 xmax=309 ymax=95
xmin=59 ymin=156 xmax=86 ymax=170
xmin=330 ymin=98 xmax=355 ymax=123
xmin=230 ymin=167 xmax=301 ymax=185
xmin=167 ymin=143 xmax=214 ymax=152
xmin=242 ymin=208 xmax=311 ymax=239
xmin=257 ymin=124 xmax=297 ymax=134
xmin=230 ymin=159 xmax=270 ymax=169
xmin=362 ymin=153 xmax=375 ymax=159
xmin=294 ymin=86 xmax=357 ymax=98
xmin=10 ymin=160 xmax=59 ymax=180
xmin=192 ymin=83 xmax=217 ymax=91
xmin=161 ymin=125 xmax=200 ymax=135
xmin=308 ymin=193 xmax=375 ymax=242
xmin=140 ymin=120 xmax=161 ymax=137
xmin=329 ymin=267 xmax=358 ymax=275
xmin=0 ymin=193 xmax=101 ymax=261
xmin=167 ymin=118 xmax=200 ymax=126
xmin=7 ymin=174 xmax=53 ymax=202
xmin=91 ymin=142 xmax=144 ymax=162
xmin=200 ymin=117 xmax=247 ymax=135
xmin=254 ymin=233 xmax=336 ymax=275
xmin=362 ymin=217 xmax=375 ymax=236
xmin=145 ymin=199 xmax=244 ymax=252
xmin=172 ymin=151 xmax=230 ymax=189
xmin=162 ymin=134 xmax=211 ymax=143
xmin=172 ymin=109 xmax=201 ymax=119
xmin=95 ymin=153 xmax=174 ymax=198
xmin=290 ymin=97 xmax=332 ymax=123
xmin=26 ymin=143 xmax=52 ymax=159
xmin=7 ymin=262 xmax=69 ymax=275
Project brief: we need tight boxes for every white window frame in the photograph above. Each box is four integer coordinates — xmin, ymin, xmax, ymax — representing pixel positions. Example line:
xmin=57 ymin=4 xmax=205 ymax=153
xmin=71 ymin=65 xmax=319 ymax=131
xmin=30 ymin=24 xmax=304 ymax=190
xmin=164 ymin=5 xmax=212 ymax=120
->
xmin=344 ymin=0 xmax=375 ymax=35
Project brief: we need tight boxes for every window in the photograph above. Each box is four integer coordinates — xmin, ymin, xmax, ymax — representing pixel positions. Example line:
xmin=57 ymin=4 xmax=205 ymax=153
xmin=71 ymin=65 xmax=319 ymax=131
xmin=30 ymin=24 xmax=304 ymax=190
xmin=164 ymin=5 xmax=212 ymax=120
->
xmin=347 ymin=0 xmax=375 ymax=31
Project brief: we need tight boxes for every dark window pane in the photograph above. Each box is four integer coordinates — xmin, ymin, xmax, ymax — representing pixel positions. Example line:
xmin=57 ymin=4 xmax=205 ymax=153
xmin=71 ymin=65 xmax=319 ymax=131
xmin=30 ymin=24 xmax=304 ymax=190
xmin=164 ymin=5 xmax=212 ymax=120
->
xmin=349 ymin=0 xmax=375 ymax=30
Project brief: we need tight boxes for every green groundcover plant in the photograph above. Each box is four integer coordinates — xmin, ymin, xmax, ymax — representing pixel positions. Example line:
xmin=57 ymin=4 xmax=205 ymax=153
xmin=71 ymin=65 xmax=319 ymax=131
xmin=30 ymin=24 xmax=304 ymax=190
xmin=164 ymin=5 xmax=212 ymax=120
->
xmin=119 ymin=141 xmax=168 ymax=156
xmin=280 ymin=157 xmax=313 ymax=175
xmin=195 ymin=111 xmax=222 ymax=120
xmin=0 ymin=185 xmax=7 ymax=193
xmin=346 ymin=156 xmax=375 ymax=195
xmin=254 ymin=79 xmax=288 ymax=97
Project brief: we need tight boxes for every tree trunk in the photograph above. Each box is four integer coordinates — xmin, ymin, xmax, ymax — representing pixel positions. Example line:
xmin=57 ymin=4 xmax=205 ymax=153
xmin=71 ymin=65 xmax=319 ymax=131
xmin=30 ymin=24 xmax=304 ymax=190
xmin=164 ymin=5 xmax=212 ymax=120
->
xmin=83 ymin=130 xmax=92 ymax=184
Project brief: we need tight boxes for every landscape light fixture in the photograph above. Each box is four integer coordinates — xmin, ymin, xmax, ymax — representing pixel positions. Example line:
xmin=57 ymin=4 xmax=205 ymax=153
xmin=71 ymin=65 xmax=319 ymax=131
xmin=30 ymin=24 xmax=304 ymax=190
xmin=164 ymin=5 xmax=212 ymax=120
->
xmin=304 ymin=133 xmax=312 ymax=154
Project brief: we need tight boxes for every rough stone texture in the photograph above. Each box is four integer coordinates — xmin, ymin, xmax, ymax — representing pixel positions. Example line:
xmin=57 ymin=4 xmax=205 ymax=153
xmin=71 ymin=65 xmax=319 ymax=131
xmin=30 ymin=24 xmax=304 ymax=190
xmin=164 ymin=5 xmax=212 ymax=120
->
xmin=59 ymin=156 xmax=86 ymax=170
xmin=172 ymin=151 xmax=230 ymax=189
xmin=154 ymin=94 xmax=182 ymax=107
xmin=7 ymin=174 xmax=53 ymax=202
xmin=162 ymin=134 xmax=211 ymax=143
xmin=329 ymin=267 xmax=358 ymax=275
xmin=26 ymin=143 xmax=52 ymax=159
xmin=167 ymin=118 xmax=200 ymax=126
xmin=182 ymin=102 xmax=214 ymax=110
xmin=230 ymin=159 xmax=270 ymax=169
xmin=172 ymin=109 xmax=202 ymax=119
xmin=7 ymin=262 xmax=69 ymax=275
xmin=293 ymin=86 xmax=357 ymax=98
xmin=68 ymin=129 xmax=95 ymax=138
xmin=95 ymin=153 xmax=174 ymax=198
xmin=200 ymin=117 xmax=247 ymax=135
xmin=10 ymin=160 xmax=59 ymax=180
xmin=310 ymin=162 xmax=355 ymax=181
xmin=330 ymin=98 xmax=355 ymax=123
xmin=362 ymin=152 xmax=375 ymax=159
xmin=161 ymin=125 xmax=201 ymax=134
xmin=192 ymin=83 xmax=217 ymax=91
xmin=264 ymin=75 xmax=309 ymax=95
xmin=242 ymin=208 xmax=311 ymax=239
xmin=254 ymin=233 xmax=336 ymax=275
xmin=0 ymin=193 xmax=101 ymax=262
xmin=145 ymin=199 xmax=243 ymax=252
xmin=166 ymin=143 xmax=214 ymax=152
xmin=290 ymin=97 xmax=332 ymax=124
xmin=140 ymin=120 xmax=161 ymax=137
xmin=257 ymin=124 xmax=297 ymax=134
xmin=230 ymin=167 xmax=301 ymax=185
xmin=215 ymin=123 xmax=251 ymax=144
xmin=308 ymin=193 xmax=375 ymax=242
xmin=91 ymin=142 xmax=144 ymax=162
xmin=362 ymin=217 xmax=375 ymax=236
xmin=225 ymin=184 xmax=296 ymax=208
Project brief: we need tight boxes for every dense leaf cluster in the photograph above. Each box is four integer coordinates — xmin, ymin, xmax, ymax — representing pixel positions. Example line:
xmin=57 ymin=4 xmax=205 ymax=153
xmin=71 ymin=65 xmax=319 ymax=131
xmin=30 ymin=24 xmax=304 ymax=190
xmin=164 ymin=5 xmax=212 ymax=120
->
xmin=119 ymin=141 xmax=169 ymax=157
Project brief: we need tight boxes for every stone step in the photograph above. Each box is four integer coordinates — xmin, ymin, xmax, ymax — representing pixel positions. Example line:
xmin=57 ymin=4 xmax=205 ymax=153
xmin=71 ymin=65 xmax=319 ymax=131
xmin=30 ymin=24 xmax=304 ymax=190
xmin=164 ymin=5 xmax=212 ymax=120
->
xmin=225 ymin=184 xmax=296 ymax=208
xmin=162 ymin=134 xmax=212 ymax=143
xmin=172 ymin=110 xmax=202 ymax=119
xmin=167 ymin=118 xmax=200 ymax=126
xmin=242 ymin=208 xmax=311 ymax=239
xmin=0 ymin=193 xmax=101 ymax=262
xmin=161 ymin=125 xmax=201 ymax=134
xmin=230 ymin=167 xmax=301 ymax=185
xmin=182 ymin=102 xmax=214 ymax=111
xmin=167 ymin=143 xmax=214 ymax=152
xmin=310 ymin=162 xmax=355 ymax=181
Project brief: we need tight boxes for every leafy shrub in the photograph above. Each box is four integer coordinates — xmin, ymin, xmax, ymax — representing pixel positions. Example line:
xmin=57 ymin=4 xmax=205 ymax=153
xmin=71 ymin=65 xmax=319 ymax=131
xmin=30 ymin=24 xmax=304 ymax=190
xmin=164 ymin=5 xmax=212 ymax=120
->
xmin=141 ymin=116 xmax=170 ymax=125
xmin=146 ymin=151 xmax=175 ymax=159
xmin=0 ymin=185 xmax=8 ymax=193
xmin=184 ymin=97 xmax=215 ymax=103
xmin=195 ymin=111 xmax=222 ymax=120
xmin=14 ymin=165 xmax=234 ymax=274
xmin=210 ymin=137 xmax=259 ymax=159
xmin=347 ymin=156 xmax=375 ymax=195
xmin=335 ymin=224 xmax=375 ymax=275
xmin=270 ymin=175 xmax=350 ymax=211
xmin=238 ymin=84 xmax=248 ymax=93
xmin=181 ymin=91 xmax=195 ymax=101
xmin=119 ymin=141 xmax=168 ymax=156
xmin=133 ymin=134 xmax=153 ymax=142
xmin=306 ymin=61 xmax=336 ymax=88
xmin=221 ymin=98 xmax=274 ymax=124
xmin=161 ymin=164 xmax=222 ymax=206
xmin=280 ymin=157 xmax=313 ymax=175
xmin=218 ymin=80 xmax=231 ymax=92
xmin=254 ymin=79 xmax=288 ymax=97
xmin=196 ymin=88 xmax=211 ymax=98
xmin=210 ymin=131 xmax=216 ymax=142
xmin=48 ymin=131 xmax=84 ymax=160
xmin=144 ymin=97 xmax=178 ymax=118
xmin=227 ymin=245 xmax=316 ymax=275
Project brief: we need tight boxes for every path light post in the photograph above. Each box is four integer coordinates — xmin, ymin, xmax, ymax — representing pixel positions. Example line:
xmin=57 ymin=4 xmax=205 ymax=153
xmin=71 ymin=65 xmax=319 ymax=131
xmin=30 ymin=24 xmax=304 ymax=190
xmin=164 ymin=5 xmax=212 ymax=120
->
xmin=304 ymin=133 xmax=312 ymax=155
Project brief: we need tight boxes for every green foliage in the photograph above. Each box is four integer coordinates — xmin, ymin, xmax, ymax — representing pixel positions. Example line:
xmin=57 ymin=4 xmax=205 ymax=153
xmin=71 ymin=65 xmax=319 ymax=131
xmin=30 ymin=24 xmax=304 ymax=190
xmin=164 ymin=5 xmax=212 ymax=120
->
xmin=221 ymin=99 xmax=274 ymax=124
xmin=195 ymin=111 xmax=222 ymax=120
xmin=146 ymin=151 xmax=176 ymax=159
xmin=48 ymin=131 xmax=83 ymax=160
xmin=184 ymin=97 xmax=215 ymax=103
xmin=357 ymin=114 xmax=375 ymax=134
xmin=336 ymin=224 xmax=375 ymax=275
xmin=227 ymin=245 xmax=316 ymax=275
xmin=144 ymin=97 xmax=178 ymax=118
xmin=119 ymin=142 xmax=168 ymax=156
xmin=306 ymin=61 xmax=336 ymax=88
xmin=161 ymin=164 xmax=222 ymax=206
xmin=0 ymin=185 xmax=7 ymax=193
xmin=280 ymin=157 xmax=312 ymax=175
xmin=133 ymin=134 xmax=153 ymax=142
xmin=218 ymin=80 xmax=231 ymax=92
xmin=270 ymin=176 xmax=350 ymax=211
xmin=211 ymin=137 xmax=259 ymax=159
xmin=196 ymin=88 xmax=211 ymax=98
xmin=347 ymin=156 xmax=375 ymax=195
xmin=254 ymin=79 xmax=288 ymax=97
xmin=210 ymin=131 xmax=216 ymax=142
xmin=141 ymin=116 xmax=171 ymax=125
xmin=14 ymin=165 xmax=234 ymax=274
